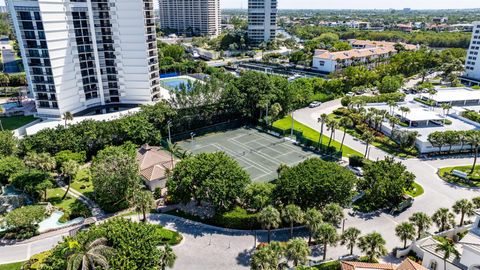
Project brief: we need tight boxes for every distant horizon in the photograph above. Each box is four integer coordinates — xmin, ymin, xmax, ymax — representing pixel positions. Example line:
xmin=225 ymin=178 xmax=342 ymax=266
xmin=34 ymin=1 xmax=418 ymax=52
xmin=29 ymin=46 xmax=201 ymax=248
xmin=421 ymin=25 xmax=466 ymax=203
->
xmin=220 ymin=0 xmax=480 ymax=10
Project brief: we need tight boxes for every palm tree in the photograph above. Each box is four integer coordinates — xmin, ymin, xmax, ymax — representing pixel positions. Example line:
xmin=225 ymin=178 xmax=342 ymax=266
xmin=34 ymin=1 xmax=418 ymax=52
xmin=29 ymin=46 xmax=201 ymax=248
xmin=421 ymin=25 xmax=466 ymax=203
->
xmin=61 ymin=160 xmax=80 ymax=200
xmin=282 ymin=204 xmax=305 ymax=239
xmin=258 ymin=206 xmax=281 ymax=243
xmin=341 ymin=227 xmax=361 ymax=255
xmin=318 ymin=114 xmax=328 ymax=151
xmin=251 ymin=244 xmax=281 ymax=270
xmin=339 ymin=117 xmax=353 ymax=152
xmin=389 ymin=117 xmax=400 ymax=131
xmin=387 ymin=100 xmax=397 ymax=115
xmin=357 ymin=232 xmax=388 ymax=263
xmin=409 ymin=212 xmax=432 ymax=239
xmin=361 ymin=131 xmax=375 ymax=158
xmin=323 ymin=203 xmax=344 ymax=227
xmin=472 ymin=197 xmax=480 ymax=209
xmin=285 ymin=238 xmax=310 ymax=267
xmin=467 ymin=132 xmax=480 ymax=174
xmin=435 ymin=239 xmax=460 ymax=270
xmin=428 ymin=89 xmax=438 ymax=110
xmin=305 ymin=208 xmax=323 ymax=244
xmin=158 ymin=244 xmax=176 ymax=270
xmin=63 ymin=111 xmax=74 ymax=127
xmin=326 ymin=120 xmax=339 ymax=149
xmin=131 ymin=190 xmax=154 ymax=222
xmin=395 ymin=222 xmax=416 ymax=249
xmin=452 ymin=199 xmax=475 ymax=226
xmin=314 ymin=223 xmax=338 ymax=261
xmin=65 ymin=238 xmax=113 ymax=270
xmin=24 ymin=152 xmax=56 ymax=172
xmin=432 ymin=208 xmax=455 ymax=232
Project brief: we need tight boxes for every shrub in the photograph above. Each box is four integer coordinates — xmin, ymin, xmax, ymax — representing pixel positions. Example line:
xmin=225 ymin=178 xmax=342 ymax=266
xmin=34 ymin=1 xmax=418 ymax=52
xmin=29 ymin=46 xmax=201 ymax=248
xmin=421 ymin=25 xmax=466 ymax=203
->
xmin=333 ymin=107 xmax=350 ymax=116
xmin=349 ymin=156 xmax=365 ymax=167
xmin=153 ymin=187 xmax=162 ymax=200
xmin=462 ymin=110 xmax=480 ymax=123
xmin=342 ymin=92 xmax=405 ymax=106
xmin=213 ymin=206 xmax=259 ymax=230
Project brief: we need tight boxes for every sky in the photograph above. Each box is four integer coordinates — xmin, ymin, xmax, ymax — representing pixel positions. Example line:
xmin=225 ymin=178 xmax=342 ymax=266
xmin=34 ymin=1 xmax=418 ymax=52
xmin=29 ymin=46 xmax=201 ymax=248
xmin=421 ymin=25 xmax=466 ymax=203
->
xmin=220 ymin=0 xmax=480 ymax=10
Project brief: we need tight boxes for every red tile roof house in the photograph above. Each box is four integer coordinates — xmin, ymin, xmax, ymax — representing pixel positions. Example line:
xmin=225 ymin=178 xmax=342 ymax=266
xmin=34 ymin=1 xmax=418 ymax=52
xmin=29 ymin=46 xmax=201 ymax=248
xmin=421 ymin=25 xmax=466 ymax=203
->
xmin=341 ymin=259 xmax=427 ymax=270
xmin=136 ymin=144 xmax=177 ymax=191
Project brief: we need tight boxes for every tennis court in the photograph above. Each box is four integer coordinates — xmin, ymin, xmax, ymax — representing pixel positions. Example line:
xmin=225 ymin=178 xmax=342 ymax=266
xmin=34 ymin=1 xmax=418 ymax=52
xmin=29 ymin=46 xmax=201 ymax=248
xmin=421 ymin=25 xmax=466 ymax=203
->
xmin=178 ymin=127 xmax=322 ymax=182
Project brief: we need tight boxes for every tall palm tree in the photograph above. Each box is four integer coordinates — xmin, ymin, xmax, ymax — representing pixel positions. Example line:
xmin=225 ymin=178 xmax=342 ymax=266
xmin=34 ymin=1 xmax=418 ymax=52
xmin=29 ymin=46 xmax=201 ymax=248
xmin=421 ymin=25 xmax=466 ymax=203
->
xmin=339 ymin=117 xmax=353 ymax=152
xmin=251 ymin=244 xmax=281 ymax=270
xmin=452 ymin=199 xmax=475 ymax=226
xmin=395 ymin=222 xmax=416 ymax=249
xmin=305 ymin=208 xmax=323 ymax=244
xmin=258 ymin=206 xmax=281 ymax=243
xmin=63 ymin=111 xmax=74 ymax=127
xmin=409 ymin=212 xmax=432 ymax=239
xmin=361 ymin=131 xmax=375 ymax=158
xmin=323 ymin=203 xmax=344 ymax=227
xmin=357 ymin=232 xmax=388 ymax=263
xmin=472 ymin=197 xmax=480 ymax=209
xmin=131 ymin=190 xmax=154 ymax=222
xmin=389 ymin=117 xmax=400 ymax=131
xmin=341 ymin=227 xmax=361 ymax=255
xmin=285 ymin=238 xmax=310 ymax=267
xmin=387 ymin=100 xmax=397 ymax=115
xmin=432 ymin=208 xmax=455 ymax=232
xmin=428 ymin=89 xmax=438 ymax=110
xmin=158 ymin=244 xmax=176 ymax=270
xmin=65 ymin=238 xmax=113 ymax=270
xmin=282 ymin=204 xmax=305 ymax=239
xmin=435 ymin=239 xmax=460 ymax=270
xmin=467 ymin=132 xmax=480 ymax=174
xmin=314 ymin=223 xmax=338 ymax=261
xmin=326 ymin=120 xmax=339 ymax=150
xmin=318 ymin=114 xmax=328 ymax=151
xmin=61 ymin=160 xmax=80 ymax=200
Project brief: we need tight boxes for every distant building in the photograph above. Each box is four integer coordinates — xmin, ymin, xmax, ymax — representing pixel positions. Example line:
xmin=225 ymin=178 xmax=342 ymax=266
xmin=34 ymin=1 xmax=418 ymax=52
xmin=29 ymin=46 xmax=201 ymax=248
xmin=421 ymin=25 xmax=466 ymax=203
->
xmin=395 ymin=23 xmax=413 ymax=32
xmin=432 ymin=17 xmax=448 ymax=24
xmin=158 ymin=0 xmax=221 ymax=37
xmin=312 ymin=40 xmax=417 ymax=73
xmin=0 ymin=6 xmax=7 ymax=13
xmin=462 ymin=22 xmax=480 ymax=86
xmin=7 ymin=0 xmax=160 ymax=119
xmin=248 ymin=0 xmax=277 ymax=44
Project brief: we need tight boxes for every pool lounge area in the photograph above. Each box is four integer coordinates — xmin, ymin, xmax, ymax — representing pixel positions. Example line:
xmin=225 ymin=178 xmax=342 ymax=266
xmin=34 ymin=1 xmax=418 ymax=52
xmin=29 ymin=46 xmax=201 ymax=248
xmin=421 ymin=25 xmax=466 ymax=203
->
xmin=159 ymin=75 xmax=201 ymax=100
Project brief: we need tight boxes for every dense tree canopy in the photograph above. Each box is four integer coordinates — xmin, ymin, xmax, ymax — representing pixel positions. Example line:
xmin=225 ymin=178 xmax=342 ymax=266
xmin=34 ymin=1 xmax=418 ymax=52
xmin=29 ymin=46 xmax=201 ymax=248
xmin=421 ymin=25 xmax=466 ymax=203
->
xmin=274 ymin=158 xmax=357 ymax=208
xmin=167 ymin=152 xmax=251 ymax=212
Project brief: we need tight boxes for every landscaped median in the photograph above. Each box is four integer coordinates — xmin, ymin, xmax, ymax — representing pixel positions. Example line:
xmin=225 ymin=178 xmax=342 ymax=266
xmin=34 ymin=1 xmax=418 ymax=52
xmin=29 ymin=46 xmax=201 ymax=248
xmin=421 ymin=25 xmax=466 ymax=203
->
xmin=438 ymin=165 xmax=480 ymax=188
xmin=272 ymin=116 xmax=363 ymax=157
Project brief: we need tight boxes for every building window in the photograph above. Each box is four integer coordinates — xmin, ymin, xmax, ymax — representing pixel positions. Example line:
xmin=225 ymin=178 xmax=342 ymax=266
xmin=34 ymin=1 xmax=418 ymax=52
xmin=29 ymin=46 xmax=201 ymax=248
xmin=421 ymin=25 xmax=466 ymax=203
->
xmin=429 ymin=261 xmax=437 ymax=270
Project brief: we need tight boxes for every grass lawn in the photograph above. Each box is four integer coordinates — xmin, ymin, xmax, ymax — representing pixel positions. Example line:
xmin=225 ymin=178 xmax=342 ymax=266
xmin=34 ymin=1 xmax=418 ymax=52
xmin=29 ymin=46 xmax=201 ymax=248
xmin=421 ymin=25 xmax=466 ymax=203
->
xmin=405 ymin=182 xmax=424 ymax=198
xmin=0 ymin=115 xmax=36 ymax=130
xmin=273 ymin=116 xmax=362 ymax=157
xmin=327 ymin=113 xmax=417 ymax=158
xmin=0 ymin=262 xmax=24 ymax=270
xmin=46 ymin=187 xmax=77 ymax=213
xmin=70 ymin=168 xmax=94 ymax=197
xmin=313 ymin=260 xmax=341 ymax=270
xmin=438 ymin=165 xmax=480 ymax=188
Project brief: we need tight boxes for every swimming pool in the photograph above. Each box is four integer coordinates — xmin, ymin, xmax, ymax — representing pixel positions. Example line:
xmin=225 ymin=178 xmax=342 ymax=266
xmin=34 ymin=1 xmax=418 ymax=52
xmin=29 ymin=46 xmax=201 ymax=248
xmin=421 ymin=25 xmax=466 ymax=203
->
xmin=161 ymin=77 xmax=194 ymax=91
xmin=38 ymin=210 xmax=84 ymax=233
xmin=0 ymin=102 xmax=19 ymax=110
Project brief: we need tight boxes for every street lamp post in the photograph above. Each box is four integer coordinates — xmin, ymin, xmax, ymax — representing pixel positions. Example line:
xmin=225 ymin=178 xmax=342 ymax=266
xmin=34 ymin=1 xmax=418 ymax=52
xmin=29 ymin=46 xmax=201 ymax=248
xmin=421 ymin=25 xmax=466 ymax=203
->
xmin=342 ymin=218 xmax=347 ymax=234
xmin=167 ymin=120 xmax=173 ymax=164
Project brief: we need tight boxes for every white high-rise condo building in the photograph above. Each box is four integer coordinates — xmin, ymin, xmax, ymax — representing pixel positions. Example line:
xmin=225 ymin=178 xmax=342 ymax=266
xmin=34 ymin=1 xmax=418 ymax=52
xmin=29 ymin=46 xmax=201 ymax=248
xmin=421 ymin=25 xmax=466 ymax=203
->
xmin=248 ymin=0 xmax=277 ymax=44
xmin=7 ymin=0 xmax=160 ymax=119
xmin=462 ymin=21 xmax=480 ymax=86
xmin=158 ymin=0 xmax=221 ymax=37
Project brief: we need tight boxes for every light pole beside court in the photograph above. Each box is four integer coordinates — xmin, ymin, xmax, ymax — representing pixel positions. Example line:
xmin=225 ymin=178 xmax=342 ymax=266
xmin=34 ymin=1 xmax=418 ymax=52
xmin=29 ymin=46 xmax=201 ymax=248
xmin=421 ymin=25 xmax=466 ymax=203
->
xmin=167 ymin=120 xmax=173 ymax=165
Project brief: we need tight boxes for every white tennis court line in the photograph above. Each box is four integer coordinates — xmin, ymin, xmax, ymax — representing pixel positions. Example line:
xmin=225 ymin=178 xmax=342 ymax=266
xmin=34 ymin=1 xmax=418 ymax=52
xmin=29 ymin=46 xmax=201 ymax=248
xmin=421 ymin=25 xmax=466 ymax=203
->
xmin=229 ymin=138 xmax=285 ymax=166
xmin=211 ymin=143 xmax=272 ymax=174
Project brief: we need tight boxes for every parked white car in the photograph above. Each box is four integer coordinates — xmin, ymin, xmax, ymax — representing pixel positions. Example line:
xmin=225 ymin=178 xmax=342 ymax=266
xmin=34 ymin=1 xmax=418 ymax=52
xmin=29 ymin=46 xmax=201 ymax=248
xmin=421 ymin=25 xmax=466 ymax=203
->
xmin=309 ymin=101 xmax=322 ymax=108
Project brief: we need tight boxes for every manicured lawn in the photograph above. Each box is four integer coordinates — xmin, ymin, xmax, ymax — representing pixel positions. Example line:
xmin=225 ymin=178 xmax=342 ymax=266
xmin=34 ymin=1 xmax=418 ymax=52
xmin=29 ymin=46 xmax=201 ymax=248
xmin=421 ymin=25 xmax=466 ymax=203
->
xmin=273 ymin=116 xmax=362 ymax=157
xmin=405 ymin=182 xmax=424 ymax=198
xmin=438 ymin=165 xmax=480 ymax=188
xmin=0 ymin=262 xmax=24 ymax=270
xmin=327 ymin=113 xmax=417 ymax=158
xmin=313 ymin=260 xmax=341 ymax=270
xmin=46 ymin=187 xmax=77 ymax=213
xmin=0 ymin=115 xmax=36 ymax=130
xmin=70 ymin=168 xmax=94 ymax=197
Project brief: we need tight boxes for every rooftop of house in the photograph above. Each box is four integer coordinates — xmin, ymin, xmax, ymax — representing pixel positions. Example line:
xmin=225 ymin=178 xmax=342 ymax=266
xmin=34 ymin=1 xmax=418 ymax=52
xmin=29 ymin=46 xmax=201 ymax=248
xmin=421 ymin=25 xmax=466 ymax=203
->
xmin=341 ymin=259 xmax=427 ymax=270
xmin=137 ymin=144 xmax=177 ymax=182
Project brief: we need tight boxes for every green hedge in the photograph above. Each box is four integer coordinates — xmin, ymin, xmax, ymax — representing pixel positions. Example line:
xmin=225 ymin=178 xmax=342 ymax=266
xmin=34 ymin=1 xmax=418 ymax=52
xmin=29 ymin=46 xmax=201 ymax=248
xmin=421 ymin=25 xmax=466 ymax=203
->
xmin=341 ymin=92 xmax=405 ymax=106
xmin=213 ymin=207 xmax=260 ymax=230
xmin=462 ymin=110 xmax=480 ymax=124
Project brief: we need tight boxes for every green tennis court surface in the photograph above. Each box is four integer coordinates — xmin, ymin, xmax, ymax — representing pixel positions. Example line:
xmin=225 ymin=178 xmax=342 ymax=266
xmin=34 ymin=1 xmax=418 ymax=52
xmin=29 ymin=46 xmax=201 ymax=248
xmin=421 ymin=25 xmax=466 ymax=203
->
xmin=178 ymin=127 xmax=322 ymax=182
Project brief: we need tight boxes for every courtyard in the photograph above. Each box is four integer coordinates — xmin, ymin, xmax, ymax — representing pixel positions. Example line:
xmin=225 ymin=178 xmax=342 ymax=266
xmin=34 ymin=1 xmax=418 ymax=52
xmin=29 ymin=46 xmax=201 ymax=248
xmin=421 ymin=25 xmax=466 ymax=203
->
xmin=178 ymin=127 xmax=320 ymax=182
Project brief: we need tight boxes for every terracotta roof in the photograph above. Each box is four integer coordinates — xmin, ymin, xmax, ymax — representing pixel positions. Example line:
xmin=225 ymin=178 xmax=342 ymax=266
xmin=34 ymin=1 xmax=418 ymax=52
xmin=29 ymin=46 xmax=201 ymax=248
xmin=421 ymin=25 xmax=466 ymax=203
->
xmin=341 ymin=261 xmax=395 ymax=270
xmin=396 ymin=258 xmax=427 ymax=270
xmin=314 ymin=47 xmax=394 ymax=61
xmin=137 ymin=145 xmax=177 ymax=182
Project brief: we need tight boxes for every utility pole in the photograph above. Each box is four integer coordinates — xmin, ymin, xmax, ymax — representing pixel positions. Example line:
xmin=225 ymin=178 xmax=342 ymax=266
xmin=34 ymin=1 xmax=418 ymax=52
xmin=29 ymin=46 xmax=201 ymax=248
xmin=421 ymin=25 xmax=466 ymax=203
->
xmin=167 ymin=120 xmax=173 ymax=165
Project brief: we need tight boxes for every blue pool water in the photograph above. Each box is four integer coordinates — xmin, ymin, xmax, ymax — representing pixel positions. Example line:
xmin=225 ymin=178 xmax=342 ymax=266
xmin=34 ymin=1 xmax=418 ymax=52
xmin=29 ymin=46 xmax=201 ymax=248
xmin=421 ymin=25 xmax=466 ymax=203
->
xmin=162 ymin=78 xmax=193 ymax=91
xmin=38 ymin=210 xmax=84 ymax=233
xmin=0 ymin=102 xmax=19 ymax=110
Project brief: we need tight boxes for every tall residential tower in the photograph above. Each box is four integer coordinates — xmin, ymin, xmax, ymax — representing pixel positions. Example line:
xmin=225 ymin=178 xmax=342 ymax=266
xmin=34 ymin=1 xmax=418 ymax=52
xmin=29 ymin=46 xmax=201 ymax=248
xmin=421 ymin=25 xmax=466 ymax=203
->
xmin=248 ymin=0 xmax=277 ymax=44
xmin=158 ymin=0 xmax=221 ymax=37
xmin=7 ymin=0 xmax=160 ymax=119
xmin=462 ymin=22 xmax=480 ymax=86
